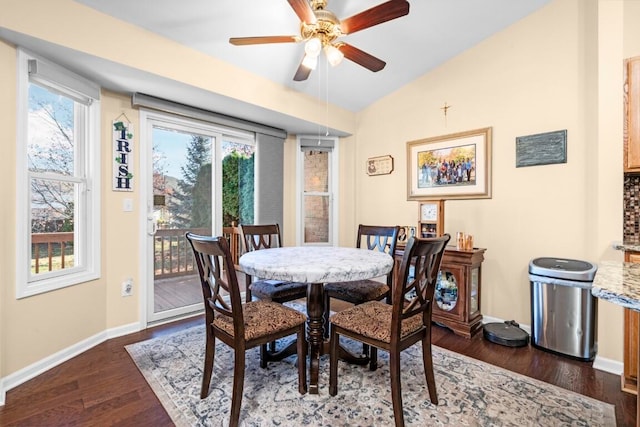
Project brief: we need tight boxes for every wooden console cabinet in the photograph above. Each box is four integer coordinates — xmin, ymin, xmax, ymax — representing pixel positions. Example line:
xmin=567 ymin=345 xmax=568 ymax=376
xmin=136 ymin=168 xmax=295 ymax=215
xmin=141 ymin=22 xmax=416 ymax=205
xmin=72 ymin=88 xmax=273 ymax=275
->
xmin=435 ymin=247 xmax=486 ymax=338
xmin=395 ymin=245 xmax=486 ymax=339
xmin=624 ymin=251 xmax=640 ymax=394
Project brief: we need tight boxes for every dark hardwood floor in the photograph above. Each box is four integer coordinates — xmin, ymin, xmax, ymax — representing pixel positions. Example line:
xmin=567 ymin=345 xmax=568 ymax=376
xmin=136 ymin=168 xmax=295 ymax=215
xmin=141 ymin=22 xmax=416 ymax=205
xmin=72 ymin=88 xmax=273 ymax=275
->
xmin=0 ymin=310 xmax=635 ymax=426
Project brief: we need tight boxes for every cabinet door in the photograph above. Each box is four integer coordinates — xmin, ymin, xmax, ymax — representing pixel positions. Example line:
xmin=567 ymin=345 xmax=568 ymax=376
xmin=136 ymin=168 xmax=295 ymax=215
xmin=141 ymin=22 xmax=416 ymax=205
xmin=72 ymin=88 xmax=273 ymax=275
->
xmin=624 ymin=308 xmax=638 ymax=394
xmin=623 ymin=251 xmax=640 ymax=394
xmin=433 ymin=263 xmax=466 ymax=322
xmin=625 ymin=57 xmax=640 ymax=171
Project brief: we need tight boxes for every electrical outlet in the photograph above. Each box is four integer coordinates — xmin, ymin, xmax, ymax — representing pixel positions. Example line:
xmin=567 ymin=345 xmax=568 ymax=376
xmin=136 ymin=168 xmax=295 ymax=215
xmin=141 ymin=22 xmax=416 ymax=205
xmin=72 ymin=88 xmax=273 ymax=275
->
xmin=121 ymin=278 xmax=133 ymax=297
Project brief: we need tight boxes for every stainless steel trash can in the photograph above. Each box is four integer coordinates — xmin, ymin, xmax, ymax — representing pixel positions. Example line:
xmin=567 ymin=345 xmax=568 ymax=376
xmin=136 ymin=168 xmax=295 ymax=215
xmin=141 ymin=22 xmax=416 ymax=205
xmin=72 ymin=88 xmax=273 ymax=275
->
xmin=529 ymin=257 xmax=598 ymax=361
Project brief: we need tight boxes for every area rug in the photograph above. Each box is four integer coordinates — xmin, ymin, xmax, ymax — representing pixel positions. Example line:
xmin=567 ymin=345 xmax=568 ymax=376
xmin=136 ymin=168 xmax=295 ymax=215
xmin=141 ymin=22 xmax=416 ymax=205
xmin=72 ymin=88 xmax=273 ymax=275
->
xmin=126 ymin=318 xmax=615 ymax=426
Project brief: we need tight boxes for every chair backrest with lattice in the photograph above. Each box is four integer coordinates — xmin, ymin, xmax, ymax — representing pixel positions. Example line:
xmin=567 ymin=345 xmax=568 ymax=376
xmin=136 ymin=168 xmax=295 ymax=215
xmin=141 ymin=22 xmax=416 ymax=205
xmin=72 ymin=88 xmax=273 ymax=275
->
xmin=392 ymin=234 xmax=451 ymax=334
xmin=241 ymin=224 xmax=282 ymax=252
xmin=356 ymin=225 xmax=400 ymax=285
xmin=186 ymin=233 xmax=244 ymax=335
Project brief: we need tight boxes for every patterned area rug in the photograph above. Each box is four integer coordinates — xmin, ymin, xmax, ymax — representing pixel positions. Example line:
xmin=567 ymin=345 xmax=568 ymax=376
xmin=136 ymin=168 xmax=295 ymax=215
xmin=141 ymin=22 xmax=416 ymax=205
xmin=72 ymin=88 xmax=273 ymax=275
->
xmin=126 ymin=319 xmax=615 ymax=426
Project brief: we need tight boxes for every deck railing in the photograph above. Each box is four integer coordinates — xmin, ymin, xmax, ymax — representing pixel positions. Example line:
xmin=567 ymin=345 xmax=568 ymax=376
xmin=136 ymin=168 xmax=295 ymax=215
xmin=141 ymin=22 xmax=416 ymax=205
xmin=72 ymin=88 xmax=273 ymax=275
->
xmin=30 ymin=226 xmax=244 ymax=279
xmin=154 ymin=226 xmax=243 ymax=279
xmin=31 ymin=232 xmax=74 ymax=274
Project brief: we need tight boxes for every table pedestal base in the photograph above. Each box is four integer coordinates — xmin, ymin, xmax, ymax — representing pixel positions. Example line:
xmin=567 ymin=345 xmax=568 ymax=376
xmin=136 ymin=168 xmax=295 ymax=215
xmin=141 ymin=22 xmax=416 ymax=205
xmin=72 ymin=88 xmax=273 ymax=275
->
xmin=307 ymin=282 xmax=368 ymax=393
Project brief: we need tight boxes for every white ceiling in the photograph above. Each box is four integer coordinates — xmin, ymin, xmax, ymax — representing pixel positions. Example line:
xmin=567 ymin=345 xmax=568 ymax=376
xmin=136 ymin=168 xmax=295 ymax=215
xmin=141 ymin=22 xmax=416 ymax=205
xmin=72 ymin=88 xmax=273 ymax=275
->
xmin=2 ymin=0 xmax=552 ymax=135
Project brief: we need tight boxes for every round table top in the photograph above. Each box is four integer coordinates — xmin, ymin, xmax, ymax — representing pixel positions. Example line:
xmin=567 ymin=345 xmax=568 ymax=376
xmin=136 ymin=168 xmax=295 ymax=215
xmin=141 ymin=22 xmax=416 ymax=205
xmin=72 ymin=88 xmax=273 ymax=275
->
xmin=239 ymin=246 xmax=394 ymax=283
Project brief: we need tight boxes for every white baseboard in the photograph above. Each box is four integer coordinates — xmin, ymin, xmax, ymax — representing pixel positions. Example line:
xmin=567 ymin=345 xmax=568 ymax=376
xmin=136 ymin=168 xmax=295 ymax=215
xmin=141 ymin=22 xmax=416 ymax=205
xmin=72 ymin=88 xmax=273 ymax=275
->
xmin=0 ymin=322 xmax=140 ymax=406
xmin=592 ymin=355 xmax=623 ymax=375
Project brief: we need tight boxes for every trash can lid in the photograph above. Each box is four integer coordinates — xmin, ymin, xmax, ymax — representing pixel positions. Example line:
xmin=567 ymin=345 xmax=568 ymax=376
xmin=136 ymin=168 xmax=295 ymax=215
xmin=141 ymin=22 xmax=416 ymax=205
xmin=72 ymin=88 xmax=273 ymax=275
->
xmin=529 ymin=257 xmax=597 ymax=282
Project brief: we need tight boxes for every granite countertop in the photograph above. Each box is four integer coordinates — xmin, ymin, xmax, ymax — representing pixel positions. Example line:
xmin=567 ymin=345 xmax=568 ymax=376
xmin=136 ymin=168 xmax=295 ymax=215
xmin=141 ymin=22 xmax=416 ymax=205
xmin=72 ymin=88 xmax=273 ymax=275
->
xmin=612 ymin=241 xmax=640 ymax=252
xmin=592 ymin=260 xmax=640 ymax=311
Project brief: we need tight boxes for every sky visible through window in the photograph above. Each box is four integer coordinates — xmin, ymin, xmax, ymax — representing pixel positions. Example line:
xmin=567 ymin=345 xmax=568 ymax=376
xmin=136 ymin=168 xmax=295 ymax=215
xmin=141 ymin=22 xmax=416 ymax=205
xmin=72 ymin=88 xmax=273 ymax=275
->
xmin=153 ymin=127 xmax=255 ymax=180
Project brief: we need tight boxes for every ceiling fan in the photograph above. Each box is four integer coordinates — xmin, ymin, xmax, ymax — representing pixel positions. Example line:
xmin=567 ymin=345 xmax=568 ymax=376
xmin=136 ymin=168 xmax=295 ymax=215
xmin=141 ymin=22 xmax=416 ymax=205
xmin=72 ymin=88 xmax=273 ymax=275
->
xmin=229 ymin=0 xmax=410 ymax=81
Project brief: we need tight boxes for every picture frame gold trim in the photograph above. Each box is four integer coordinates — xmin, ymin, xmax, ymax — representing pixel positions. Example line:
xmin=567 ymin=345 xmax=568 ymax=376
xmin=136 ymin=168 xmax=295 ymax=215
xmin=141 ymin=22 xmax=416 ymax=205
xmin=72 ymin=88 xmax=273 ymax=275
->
xmin=406 ymin=127 xmax=492 ymax=201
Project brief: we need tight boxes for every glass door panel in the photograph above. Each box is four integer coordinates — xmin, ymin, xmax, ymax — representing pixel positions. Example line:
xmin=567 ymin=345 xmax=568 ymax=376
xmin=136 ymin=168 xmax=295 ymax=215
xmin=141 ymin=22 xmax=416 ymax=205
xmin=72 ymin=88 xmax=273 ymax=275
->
xmin=150 ymin=126 xmax=212 ymax=320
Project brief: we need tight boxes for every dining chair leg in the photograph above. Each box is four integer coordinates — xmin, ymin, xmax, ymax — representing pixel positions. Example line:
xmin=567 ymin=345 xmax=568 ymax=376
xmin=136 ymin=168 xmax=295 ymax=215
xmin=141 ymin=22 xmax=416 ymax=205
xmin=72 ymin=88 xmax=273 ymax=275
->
xmin=329 ymin=328 xmax=339 ymax=396
xmin=259 ymin=344 xmax=267 ymax=368
xmin=421 ymin=334 xmax=438 ymax=404
xmin=389 ymin=351 xmax=405 ymax=427
xmin=200 ymin=330 xmax=216 ymax=399
xmin=296 ymin=327 xmax=308 ymax=394
xmin=369 ymin=346 xmax=378 ymax=371
xmin=230 ymin=347 xmax=246 ymax=427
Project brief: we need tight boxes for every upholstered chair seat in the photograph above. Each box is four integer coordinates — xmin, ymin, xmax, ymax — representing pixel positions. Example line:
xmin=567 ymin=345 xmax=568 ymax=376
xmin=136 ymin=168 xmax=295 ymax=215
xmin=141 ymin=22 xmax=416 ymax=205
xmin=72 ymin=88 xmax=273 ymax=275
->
xmin=249 ymin=280 xmax=309 ymax=302
xmin=328 ymin=300 xmax=423 ymax=343
xmin=214 ymin=300 xmax=307 ymax=341
xmin=324 ymin=280 xmax=390 ymax=305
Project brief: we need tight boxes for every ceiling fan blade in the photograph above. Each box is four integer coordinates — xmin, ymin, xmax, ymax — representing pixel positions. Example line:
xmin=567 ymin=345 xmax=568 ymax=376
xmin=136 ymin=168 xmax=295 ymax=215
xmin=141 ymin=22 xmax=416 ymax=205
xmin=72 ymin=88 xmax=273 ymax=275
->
xmin=340 ymin=0 xmax=410 ymax=35
xmin=287 ymin=0 xmax=317 ymax=24
xmin=293 ymin=56 xmax=312 ymax=81
xmin=338 ymin=43 xmax=386 ymax=72
xmin=229 ymin=35 xmax=299 ymax=45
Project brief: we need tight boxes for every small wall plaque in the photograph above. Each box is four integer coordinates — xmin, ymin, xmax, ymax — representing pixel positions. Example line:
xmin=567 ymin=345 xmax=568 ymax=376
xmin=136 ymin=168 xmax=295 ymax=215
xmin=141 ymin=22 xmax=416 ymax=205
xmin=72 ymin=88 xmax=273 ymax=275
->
xmin=516 ymin=130 xmax=567 ymax=168
xmin=367 ymin=155 xmax=394 ymax=176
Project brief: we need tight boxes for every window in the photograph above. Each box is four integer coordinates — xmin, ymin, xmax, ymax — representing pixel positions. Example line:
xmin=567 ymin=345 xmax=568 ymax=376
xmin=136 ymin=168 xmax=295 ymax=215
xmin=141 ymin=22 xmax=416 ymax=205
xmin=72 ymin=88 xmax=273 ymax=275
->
xmin=16 ymin=49 xmax=101 ymax=298
xmin=297 ymin=136 xmax=338 ymax=246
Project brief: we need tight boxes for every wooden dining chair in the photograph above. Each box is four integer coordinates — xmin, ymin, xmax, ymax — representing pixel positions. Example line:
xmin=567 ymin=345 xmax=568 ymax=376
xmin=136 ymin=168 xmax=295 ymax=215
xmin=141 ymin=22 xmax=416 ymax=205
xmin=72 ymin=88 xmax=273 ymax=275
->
xmin=328 ymin=234 xmax=451 ymax=427
xmin=186 ymin=232 xmax=307 ymax=427
xmin=240 ymin=224 xmax=308 ymax=304
xmin=323 ymin=224 xmax=400 ymax=365
xmin=240 ymin=224 xmax=309 ymax=366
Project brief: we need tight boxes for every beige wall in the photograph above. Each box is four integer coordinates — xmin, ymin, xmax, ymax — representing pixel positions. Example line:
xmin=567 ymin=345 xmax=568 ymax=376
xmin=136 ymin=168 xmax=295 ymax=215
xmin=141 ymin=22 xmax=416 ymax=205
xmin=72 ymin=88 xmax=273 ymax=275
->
xmin=102 ymin=91 xmax=143 ymax=329
xmin=0 ymin=38 xmax=17 ymax=385
xmin=624 ymin=0 xmax=640 ymax=58
xmin=353 ymin=0 xmax=628 ymax=361
xmin=0 ymin=0 xmax=637 ymax=385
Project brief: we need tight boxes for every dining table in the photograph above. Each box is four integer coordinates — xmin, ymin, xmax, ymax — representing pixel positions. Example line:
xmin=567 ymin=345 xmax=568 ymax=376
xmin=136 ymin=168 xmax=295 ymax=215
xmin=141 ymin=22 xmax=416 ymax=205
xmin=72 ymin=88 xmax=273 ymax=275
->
xmin=239 ymin=245 xmax=394 ymax=394
xmin=592 ymin=260 xmax=640 ymax=426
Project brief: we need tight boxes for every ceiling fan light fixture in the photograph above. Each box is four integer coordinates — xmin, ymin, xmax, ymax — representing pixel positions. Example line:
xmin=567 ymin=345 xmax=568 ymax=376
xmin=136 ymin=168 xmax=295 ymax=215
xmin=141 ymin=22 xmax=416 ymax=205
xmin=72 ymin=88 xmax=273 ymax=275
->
xmin=324 ymin=44 xmax=344 ymax=67
xmin=301 ymin=53 xmax=318 ymax=70
xmin=304 ymin=37 xmax=322 ymax=58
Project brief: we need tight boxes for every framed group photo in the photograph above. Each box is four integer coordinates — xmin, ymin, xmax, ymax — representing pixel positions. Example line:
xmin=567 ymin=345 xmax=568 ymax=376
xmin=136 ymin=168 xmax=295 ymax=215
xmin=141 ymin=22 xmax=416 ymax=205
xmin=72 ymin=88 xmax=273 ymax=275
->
xmin=406 ymin=127 xmax=492 ymax=200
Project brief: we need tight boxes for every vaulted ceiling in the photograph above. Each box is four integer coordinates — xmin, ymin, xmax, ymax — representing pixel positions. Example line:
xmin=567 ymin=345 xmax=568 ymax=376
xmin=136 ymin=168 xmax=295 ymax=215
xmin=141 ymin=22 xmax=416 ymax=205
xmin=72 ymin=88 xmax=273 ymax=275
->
xmin=1 ymin=0 xmax=552 ymax=135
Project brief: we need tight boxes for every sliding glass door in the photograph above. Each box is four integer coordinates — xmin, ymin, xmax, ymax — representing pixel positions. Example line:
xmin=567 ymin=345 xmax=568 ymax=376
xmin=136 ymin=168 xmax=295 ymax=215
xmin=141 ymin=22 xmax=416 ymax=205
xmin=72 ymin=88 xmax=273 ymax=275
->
xmin=142 ymin=111 xmax=255 ymax=324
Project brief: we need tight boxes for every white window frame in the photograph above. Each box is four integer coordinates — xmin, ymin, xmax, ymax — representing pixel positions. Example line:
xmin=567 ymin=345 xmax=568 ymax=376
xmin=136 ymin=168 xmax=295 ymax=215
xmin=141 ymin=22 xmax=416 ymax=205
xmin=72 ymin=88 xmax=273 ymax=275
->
xmin=296 ymin=135 xmax=339 ymax=246
xmin=15 ymin=49 xmax=101 ymax=298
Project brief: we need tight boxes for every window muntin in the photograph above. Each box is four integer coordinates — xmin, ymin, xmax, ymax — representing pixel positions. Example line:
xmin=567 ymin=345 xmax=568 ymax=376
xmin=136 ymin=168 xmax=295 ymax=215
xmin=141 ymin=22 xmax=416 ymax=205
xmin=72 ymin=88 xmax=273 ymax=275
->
xmin=16 ymin=50 xmax=100 ymax=298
